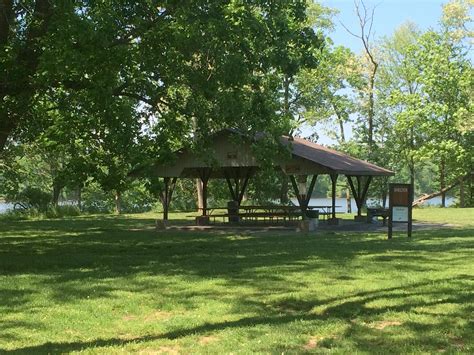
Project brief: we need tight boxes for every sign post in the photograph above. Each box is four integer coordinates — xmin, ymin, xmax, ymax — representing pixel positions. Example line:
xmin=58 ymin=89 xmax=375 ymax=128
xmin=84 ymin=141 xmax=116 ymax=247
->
xmin=388 ymin=183 xmax=413 ymax=239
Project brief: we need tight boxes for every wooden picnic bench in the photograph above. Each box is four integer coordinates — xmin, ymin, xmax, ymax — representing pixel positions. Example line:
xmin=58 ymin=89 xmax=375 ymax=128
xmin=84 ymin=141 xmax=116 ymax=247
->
xmin=367 ymin=207 xmax=389 ymax=225
xmin=210 ymin=211 xmax=301 ymax=224
xmin=193 ymin=204 xmax=340 ymax=224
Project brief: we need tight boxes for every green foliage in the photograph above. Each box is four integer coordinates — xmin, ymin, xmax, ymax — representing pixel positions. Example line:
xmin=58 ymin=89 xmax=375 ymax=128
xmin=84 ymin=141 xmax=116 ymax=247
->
xmin=80 ymin=181 xmax=156 ymax=214
xmin=74 ymin=182 xmax=111 ymax=213
xmin=170 ymin=179 xmax=199 ymax=211
xmin=297 ymin=42 xmax=363 ymax=142
xmin=379 ymin=23 xmax=472 ymax=201
xmin=246 ymin=169 xmax=287 ymax=204
xmin=2 ymin=0 xmax=326 ymax=215
xmin=13 ymin=187 xmax=52 ymax=212
xmin=121 ymin=182 xmax=156 ymax=213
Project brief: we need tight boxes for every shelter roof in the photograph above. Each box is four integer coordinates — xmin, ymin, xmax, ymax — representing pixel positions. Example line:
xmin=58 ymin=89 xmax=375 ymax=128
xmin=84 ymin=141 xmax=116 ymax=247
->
xmin=132 ymin=129 xmax=394 ymax=178
xmin=281 ymin=136 xmax=394 ymax=176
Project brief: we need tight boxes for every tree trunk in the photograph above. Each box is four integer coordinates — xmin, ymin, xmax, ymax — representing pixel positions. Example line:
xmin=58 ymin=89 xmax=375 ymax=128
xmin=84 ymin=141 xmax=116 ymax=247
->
xmin=346 ymin=186 xmax=352 ymax=213
xmin=409 ymin=157 xmax=415 ymax=187
xmin=382 ymin=191 xmax=387 ymax=208
xmin=468 ymin=172 xmax=473 ymax=207
xmin=196 ymin=178 xmax=204 ymax=209
xmin=77 ymin=186 xmax=82 ymax=211
xmin=412 ymin=174 xmax=469 ymax=206
xmin=367 ymin=70 xmax=376 ymax=150
xmin=346 ymin=1 xmax=378 ymax=154
xmin=338 ymin=118 xmax=346 ymax=143
xmin=114 ymin=190 xmax=121 ymax=214
xmin=440 ymin=159 xmax=446 ymax=207
xmin=330 ymin=101 xmax=347 ymax=144
xmin=52 ymin=184 xmax=62 ymax=207
xmin=459 ymin=177 xmax=464 ymax=208
xmin=280 ymin=174 xmax=289 ymax=204
xmin=283 ymin=75 xmax=290 ymax=114
xmin=279 ymin=73 xmax=293 ymax=205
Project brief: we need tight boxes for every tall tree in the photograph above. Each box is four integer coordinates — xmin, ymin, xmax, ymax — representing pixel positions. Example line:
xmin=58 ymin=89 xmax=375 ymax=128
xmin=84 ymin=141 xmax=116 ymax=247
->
xmin=380 ymin=2 xmax=473 ymax=206
xmin=379 ymin=22 xmax=422 ymax=187
xmin=413 ymin=30 xmax=472 ymax=206
xmin=297 ymin=43 xmax=363 ymax=144
xmin=342 ymin=0 xmax=379 ymax=155
xmin=2 ymin=1 xmax=326 ymax=212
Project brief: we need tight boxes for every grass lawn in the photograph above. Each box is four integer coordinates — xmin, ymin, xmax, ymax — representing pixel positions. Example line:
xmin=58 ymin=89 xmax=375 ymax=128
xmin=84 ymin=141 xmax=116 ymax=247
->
xmin=0 ymin=208 xmax=473 ymax=353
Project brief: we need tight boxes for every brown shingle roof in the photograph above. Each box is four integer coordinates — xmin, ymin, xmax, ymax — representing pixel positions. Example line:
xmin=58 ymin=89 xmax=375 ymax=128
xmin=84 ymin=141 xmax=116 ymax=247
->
xmin=281 ymin=136 xmax=394 ymax=176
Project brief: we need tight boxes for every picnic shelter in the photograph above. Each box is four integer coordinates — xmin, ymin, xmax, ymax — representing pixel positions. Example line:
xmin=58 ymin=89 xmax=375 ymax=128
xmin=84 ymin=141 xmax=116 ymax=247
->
xmin=135 ymin=129 xmax=394 ymax=223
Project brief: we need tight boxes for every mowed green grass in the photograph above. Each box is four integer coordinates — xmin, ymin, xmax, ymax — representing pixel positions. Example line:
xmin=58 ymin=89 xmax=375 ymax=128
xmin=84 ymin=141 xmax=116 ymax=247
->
xmin=0 ymin=209 xmax=472 ymax=353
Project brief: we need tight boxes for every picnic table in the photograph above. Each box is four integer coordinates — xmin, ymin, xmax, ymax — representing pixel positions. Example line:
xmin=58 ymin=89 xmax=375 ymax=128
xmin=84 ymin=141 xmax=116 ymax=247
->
xmin=197 ymin=204 xmax=340 ymax=224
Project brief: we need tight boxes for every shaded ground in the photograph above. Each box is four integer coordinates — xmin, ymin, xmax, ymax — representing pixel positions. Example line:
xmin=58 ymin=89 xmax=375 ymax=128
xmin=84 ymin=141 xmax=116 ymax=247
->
xmin=0 ymin=209 xmax=472 ymax=353
xmin=163 ymin=218 xmax=458 ymax=233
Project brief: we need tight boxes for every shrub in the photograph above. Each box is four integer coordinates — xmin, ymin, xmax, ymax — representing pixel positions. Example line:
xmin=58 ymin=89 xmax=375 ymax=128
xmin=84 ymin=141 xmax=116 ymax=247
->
xmin=13 ymin=187 xmax=52 ymax=212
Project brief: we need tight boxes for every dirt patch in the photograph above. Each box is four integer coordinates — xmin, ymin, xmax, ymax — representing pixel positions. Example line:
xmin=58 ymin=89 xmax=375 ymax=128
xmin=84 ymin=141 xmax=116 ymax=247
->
xmin=123 ymin=310 xmax=173 ymax=322
xmin=369 ymin=320 xmax=402 ymax=330
xmin=303 ymin=336 xmax=321 ymax=350
xmin=139 ymin=345 xmax=180 ymax=354
xmin=450 ymin=336 xmax=465 ymax=349
xmin=136 ymin=346 xmax=181 ymax=355
xmin=122 ymin=314 xmax=137 ymax=321
xmin=157 ymin=345 xmax=181 ymax=354
xmin=144 ymin=310 xmax=173 ymax=322
xmin=199 ymin=335 xmax=219 ymax=345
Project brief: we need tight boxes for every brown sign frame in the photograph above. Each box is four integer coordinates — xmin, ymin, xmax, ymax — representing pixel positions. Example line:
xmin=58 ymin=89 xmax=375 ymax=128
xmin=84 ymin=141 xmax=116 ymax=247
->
xmin=388 ymin=183 xmax=413 ymax=239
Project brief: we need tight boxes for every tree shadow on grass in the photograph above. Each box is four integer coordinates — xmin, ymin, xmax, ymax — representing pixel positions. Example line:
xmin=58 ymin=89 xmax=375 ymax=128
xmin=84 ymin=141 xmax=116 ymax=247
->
xmin=2 ymin=275 xmax=472 ymax=353
xmin=0 ymin=216 xmax=472 ymax=352
xmin=0 ymin=220 xmax=472 ymax=298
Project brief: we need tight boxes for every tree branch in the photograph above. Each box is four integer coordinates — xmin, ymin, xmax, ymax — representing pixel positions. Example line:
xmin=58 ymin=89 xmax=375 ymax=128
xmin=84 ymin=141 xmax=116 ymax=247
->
xmin=412 ymin=173 xmax=471 ymax=206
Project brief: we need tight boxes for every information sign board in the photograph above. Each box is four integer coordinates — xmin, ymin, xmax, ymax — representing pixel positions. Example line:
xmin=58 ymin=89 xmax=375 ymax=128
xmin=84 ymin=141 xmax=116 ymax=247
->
xmin=388 ymin=183 xmax=413 ymax=239
xmin=392 ymin=206 xmax=408 ymax=222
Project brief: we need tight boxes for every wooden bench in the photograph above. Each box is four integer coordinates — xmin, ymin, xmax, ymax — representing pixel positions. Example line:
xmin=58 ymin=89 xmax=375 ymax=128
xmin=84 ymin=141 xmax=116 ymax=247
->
xmin=367 ymin=208 xmax=389 ymax=225
xmin=190 ymin=205 xmax=336 ymax=225
xmin=210 ymin=211 xmax=302 ymax=223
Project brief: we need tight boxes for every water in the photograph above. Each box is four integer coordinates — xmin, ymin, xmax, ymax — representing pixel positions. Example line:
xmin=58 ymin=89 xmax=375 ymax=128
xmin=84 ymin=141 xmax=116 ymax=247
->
xmin=292 ymin=196 xmax=456 ymax=213
xmin=0 ymin=196 xmax=456 ymax=214
xmin=0 ymin=202 xmax=13 ymax=214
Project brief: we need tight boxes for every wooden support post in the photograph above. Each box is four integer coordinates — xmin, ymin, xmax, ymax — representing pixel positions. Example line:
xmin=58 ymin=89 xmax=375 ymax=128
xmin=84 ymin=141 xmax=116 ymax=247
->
xmin=346 ymin=175 xmax=372 ymax=221
xmin=305 ymin=175 xmax=317 ymax=208
xmin=198 ymin=169 xmax=211 ymax=216
xmin=162 ymin=177 xmax=178 ymax=221
xmin=224 ymin=171 xmax=237 ymax=201
xmin=290 ymin=175 xmax=317 ymax=219
xmin=202 ymin=179 xmax=208 ymax=216
xmin=289 ymin=175 xmax=303 ymax=208
xmin=237 ymin=168 xmax=253 ymax=205
xmin=162 ymin=178 xmax=169 ymax=221
xmin=224 ymin=167 xmax=254 ymax=206
xmin=356 ymin=176 xmax=363 ymax=217
xmin=360 ymin=176 xmax=372 ymax=210
xmin=346 ymin=176 xmax=359 ymax=213
xmin=330 ymin=174 xmax=338 ymax=220
xmin=234 ymin=177 xmax=240 ymax=202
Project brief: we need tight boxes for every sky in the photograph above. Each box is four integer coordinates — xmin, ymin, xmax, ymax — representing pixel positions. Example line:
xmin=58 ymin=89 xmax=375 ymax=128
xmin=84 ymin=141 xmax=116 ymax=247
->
xmin=306 ymin=0 xmax=448 ymax=144
xmin=324 ymin=0 xmax=446 ymax=53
